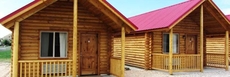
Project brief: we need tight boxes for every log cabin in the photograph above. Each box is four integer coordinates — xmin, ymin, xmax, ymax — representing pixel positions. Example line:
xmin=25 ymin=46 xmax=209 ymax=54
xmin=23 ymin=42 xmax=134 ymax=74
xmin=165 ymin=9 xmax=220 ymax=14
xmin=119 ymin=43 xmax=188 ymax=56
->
xmin=112 ymin=0 xmax=230 ymax=74
xmin=0 ymin=0 xmax=138 ymax=77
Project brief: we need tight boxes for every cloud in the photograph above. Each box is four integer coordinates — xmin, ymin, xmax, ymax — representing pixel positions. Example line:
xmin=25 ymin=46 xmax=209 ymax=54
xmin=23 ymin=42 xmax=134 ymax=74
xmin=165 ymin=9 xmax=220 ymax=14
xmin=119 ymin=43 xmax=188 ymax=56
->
xmin=222 ymin=8 xmax=230 ymax=15
xmin=0 ymin=25 xmax=12 ymax=38
xmin=0 ymin=13 xmax=4 ymax=19
xmin=218 ymin=0 xmax=230 ymax=5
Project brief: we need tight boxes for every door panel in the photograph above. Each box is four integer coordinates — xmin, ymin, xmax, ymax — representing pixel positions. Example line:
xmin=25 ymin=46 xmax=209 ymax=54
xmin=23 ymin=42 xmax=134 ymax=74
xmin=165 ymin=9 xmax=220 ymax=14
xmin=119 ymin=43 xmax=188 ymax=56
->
xmin=186 ymin=35 xmax=197 ymax=54
xmin=80 ymin=33 xmax=98 ymax=75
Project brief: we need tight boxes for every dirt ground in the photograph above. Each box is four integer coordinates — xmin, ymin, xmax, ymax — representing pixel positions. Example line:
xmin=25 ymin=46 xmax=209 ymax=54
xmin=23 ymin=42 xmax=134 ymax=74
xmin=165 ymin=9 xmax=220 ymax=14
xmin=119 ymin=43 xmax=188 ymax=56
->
xmin=1 ymin=63 xmax=230 ymax=77
xmin=0 ymin=62 xmax=10 ymax=77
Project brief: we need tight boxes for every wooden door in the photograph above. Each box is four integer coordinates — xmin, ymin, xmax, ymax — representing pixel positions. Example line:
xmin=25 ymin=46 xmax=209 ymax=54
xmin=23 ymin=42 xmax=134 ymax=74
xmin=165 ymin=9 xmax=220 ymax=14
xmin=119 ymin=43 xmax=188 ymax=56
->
xmin=186 ymin=35 xmax=197 ymax=54
xmin=80 ymin=33 xmax=98 ymax=75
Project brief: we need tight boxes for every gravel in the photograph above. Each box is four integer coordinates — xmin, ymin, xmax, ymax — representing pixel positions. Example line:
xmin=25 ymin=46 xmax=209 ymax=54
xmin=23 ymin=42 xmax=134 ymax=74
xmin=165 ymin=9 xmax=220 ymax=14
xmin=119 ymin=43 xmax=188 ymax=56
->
xmin=125 ymin=66 xmax=230 ymax=77
xmin=0 ymin=62 xmax=10 ymax=77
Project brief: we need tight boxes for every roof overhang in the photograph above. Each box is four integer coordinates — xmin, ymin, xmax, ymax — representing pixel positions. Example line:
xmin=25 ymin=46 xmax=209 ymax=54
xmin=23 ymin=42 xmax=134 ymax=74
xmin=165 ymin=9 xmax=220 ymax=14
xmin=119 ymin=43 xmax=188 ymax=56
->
xmin=206 ymin=0 xmax=230 ymax=32
xmin=0 ymin=0 xmax=57 ymax=29
xmin=0 ymin=0 xmax=138 ymax=32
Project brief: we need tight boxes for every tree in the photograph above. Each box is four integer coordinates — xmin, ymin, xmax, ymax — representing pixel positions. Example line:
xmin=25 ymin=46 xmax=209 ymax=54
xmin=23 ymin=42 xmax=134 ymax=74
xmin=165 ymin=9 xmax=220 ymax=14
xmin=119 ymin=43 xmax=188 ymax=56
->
xmin=2 ymin=39 xmax=11 ymax=46
xmin=0 ymin=38 xmax=2 ymax=46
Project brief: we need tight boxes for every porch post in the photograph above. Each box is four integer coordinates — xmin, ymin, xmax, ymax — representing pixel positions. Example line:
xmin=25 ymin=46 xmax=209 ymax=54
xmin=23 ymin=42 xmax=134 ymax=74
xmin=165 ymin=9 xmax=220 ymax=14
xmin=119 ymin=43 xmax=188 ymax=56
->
xmin=225 ymin=31 xmax=229 ymax=71
xmin=72 ymin=0 xmax=78 ymax=76
xmin=169 ymin=28 xmax=173 ymax=75
xmin=200 ymin=5 xmax=204 ymax=72
xmin=121 ymin=26 xmax=125 ymax=77
xmin=12 ymin=21 xmax=19 ymax=77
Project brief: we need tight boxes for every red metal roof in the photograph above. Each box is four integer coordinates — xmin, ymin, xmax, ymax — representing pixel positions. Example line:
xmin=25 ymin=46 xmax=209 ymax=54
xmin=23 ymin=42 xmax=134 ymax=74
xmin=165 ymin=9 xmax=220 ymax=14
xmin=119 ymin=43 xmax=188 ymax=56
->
xmin=227 ymin=15 xmax=230 ymax=21
xmin=129 ymin=0 xmax=203 ymax=31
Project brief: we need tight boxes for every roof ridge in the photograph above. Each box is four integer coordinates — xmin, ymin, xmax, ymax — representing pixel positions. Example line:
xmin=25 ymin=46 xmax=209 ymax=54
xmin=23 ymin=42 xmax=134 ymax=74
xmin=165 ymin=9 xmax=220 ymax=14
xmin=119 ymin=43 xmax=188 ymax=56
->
xmin=129 ymin=0 xmax=192 ymax=19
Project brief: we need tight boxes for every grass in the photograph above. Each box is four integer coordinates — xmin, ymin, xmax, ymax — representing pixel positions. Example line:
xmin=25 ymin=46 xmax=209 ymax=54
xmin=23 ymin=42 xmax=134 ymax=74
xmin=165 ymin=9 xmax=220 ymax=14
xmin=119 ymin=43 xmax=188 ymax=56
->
xmin=0 ymin=46 xmax=11 ymax=62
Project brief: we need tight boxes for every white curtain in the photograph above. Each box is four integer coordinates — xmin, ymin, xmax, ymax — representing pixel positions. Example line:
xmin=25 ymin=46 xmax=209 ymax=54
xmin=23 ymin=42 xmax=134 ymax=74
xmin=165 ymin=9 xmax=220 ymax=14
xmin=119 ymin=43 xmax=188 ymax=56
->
xmin=59 ymin=33 xmax=67 ymax=57
xmin=173 ymin=34 xmax=178 ymax=53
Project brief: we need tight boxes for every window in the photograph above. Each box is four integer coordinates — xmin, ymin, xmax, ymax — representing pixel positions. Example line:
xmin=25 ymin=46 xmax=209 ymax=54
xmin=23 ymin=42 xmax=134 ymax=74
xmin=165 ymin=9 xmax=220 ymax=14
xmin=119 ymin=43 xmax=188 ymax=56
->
xmin=163 ymin=33 xmax=179 ymax=53
xmin=40 ymin=32 xmax=67 ymax=58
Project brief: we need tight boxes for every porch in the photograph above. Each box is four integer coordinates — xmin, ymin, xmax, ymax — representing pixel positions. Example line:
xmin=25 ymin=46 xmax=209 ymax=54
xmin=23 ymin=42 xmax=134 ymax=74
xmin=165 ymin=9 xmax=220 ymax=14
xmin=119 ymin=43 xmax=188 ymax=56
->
xmin=3 ymin=61 xmax=229 ymax=77
xmin=152 ymin=54 xmax=201 ymax=72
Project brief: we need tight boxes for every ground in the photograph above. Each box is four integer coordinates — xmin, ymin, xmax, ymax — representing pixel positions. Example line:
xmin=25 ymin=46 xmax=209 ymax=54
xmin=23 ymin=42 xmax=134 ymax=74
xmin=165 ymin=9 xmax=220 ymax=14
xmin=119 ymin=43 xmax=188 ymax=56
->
xmin=125 ymin=66 xmax=230 ymax=77
xmin=0 ymin=62 xmax=10 ymax=77
xmin=0 ymin=64 xmax=230 ymax=77
xmin=0 ymin=46 xmax=11 ymax=77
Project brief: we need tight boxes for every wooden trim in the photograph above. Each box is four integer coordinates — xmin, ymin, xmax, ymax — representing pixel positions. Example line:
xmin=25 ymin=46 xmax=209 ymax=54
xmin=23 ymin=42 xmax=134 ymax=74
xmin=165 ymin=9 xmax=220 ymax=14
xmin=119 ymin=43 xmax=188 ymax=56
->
xmin=225 ymin=31 xmax=229 ymax=71
xmin=72 ymin=0 xmax=78 ymax=76
xmin=107 ymin=29 xmax=112 ymax=74
xmin=13 ymin=21 xmax=19 ymax=77
xmin=168 ymin=0 xmax=205 ymax=29
xmin=173 ymin=69 xmax=200 ymax=72
xmin=151 ymin=32 xmax=154 ymax=69
xmin=18 ymin=60 xmax=73 ymax=62
xmin=97 ymin=33 xmax=101 ymax=75
xmin=78 ymin=32 xmax=81 ymax=75
xmin=121 ymin=26 xmax=125 ymax=77
xmin=200 ymin=5 xmax=204 ymax=72
xmin=169 ymin=28 xmax=173 ymax=75
xmin=144 ymin=33 xmax=148 ymax=69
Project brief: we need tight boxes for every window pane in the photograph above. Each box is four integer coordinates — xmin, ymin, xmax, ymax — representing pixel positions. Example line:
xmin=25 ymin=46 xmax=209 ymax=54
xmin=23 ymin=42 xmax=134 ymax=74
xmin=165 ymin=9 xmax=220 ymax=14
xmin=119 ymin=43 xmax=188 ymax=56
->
xmin=55 ymin=33 xmax=60 ymax=57
xmin=41 ymin=32 xmax=53 ymax=57
xmin=55 ymin=33 xmax=67 ymax=57
xmin=163 ymin=34 xmax=178 ymax=53
xmin=163 ymin=34 xmax=169 ymax=53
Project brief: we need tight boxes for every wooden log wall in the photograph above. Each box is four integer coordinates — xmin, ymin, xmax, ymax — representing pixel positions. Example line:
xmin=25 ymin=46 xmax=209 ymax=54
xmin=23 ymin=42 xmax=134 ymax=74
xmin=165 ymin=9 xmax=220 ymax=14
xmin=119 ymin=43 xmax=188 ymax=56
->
xmin=112 ymin=33 xmax=152 ymax=69
xmin=16 ymin=1 xmax=110 ymax=75
xmin=206 ymin=37 xmax=225 ymax=54
xmin=152 ymin=15 xmax=201 ymax=54
xmin=152 ymin=11 xmax=203 ymax=69
xmin=206 ymin=37 xmax=230 ymax=64
xmin=173 ymin=15 xmax=201 ymax=54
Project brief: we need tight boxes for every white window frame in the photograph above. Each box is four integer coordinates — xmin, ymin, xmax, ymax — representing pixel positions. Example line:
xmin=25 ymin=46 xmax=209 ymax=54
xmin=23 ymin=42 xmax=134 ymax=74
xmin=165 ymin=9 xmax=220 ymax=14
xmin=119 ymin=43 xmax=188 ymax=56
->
xmin=163 ymin=33 xmax=179 ymax=54
xmin=40 ymin=31 xmax=68 ymax=58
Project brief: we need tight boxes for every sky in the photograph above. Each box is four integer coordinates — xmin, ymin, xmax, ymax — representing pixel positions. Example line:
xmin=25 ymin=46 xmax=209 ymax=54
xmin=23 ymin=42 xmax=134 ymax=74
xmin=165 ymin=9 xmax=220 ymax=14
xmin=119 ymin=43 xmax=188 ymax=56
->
xmin=0 ymin=0 xmax=230 ymax=38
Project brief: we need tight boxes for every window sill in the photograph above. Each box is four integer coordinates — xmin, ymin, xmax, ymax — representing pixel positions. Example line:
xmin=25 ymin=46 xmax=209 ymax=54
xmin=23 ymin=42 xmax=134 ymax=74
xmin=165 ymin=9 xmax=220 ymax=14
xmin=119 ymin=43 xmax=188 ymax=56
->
xmin=39 ymin=57 xmax=68 ymax=60
xmin=162 ymin=53 xmax=179 ymax=55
